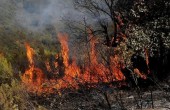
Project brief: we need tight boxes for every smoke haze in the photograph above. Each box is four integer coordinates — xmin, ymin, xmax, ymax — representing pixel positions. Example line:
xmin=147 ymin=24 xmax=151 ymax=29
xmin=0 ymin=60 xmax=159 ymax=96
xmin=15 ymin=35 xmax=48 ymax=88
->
xmin=14 ymin=0 xmax=77 ymax=32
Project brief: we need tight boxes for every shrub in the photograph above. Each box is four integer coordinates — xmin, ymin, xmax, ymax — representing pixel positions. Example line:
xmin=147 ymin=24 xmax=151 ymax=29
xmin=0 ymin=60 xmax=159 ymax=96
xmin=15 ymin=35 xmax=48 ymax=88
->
xmin=0 ymin=54 xmax=13 ymax=84
xmin=0 ymin=79 xmax=35 ymax=110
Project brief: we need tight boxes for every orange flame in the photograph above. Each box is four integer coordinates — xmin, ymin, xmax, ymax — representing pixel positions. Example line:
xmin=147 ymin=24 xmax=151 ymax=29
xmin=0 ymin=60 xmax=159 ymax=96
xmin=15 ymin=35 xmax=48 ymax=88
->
xmin=22 ymin=43 xmax=45 ymax=93
xmin=110 ymin=56 xmax=125 ymax=81
xmin=134 ymin=68 xmax=147 ymax=79
xmin=22 ymin=34 xmax=127 ymax=94
xmin=145 ymin=48 xmax=150 ymax=74
xmin=22 ymin=32 xmax=148 ymax=95
xmin=25 ymin=43 xmax=34 ymax=66
xmin=21 ymin=12 xmax=149 ymax=94
xmin=58 ymin=33 xmax=69 ymax=67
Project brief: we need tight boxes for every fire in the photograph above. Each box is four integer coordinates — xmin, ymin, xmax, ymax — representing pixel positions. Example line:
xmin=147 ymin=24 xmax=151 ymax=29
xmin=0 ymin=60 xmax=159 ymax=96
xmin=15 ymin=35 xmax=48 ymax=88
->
xmin=134 ymin=68 xmax=147 ymax=79
xmin=145 ymin=48 xmax=150 ymax=74
xmin=22 ymin=32 xmax=148 ymax=94
xmin=54 ymin=32 xmax=125 ymax=90
xmin=110 ymin=56 xmax=125 ymax=81
xmin=22 ymin=43 xmax=45 ymax=92
xmin=58 ymin=33 xmax=69 ymax=67
xmin=25 ymin=43 xmax=34 ymax=66
xmin=22 ymin=33 xmax=126 ymax=94
xmin=20 ymin=11 xmax=150 ymax=94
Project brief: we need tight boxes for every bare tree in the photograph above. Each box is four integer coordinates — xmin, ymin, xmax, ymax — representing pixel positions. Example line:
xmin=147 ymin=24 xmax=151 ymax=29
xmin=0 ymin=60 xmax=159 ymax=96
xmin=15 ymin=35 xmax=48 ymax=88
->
xmin=72 ymin=0 xmax=126 ymax=47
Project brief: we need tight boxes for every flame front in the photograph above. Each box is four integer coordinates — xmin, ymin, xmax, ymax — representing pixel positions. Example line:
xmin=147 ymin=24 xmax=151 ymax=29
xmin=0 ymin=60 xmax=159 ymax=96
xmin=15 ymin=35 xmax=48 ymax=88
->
xmin=25 ymin=43 xmax=34 ymax=66
xmin=22 ymin=43 xmax=45 ymax=93
xmin=22 ymin=32 xmax=150 ymax=94
xmin=21 ymin=14 xmax=149 ymax=94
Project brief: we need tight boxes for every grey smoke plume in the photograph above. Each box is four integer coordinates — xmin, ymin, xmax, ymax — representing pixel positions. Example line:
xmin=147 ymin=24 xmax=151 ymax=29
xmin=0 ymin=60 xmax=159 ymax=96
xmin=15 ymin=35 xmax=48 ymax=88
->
xmin=1 ymin=0 xmax=111 ymax=32
xmin=15 ymin=0 xmax=77 ymax=32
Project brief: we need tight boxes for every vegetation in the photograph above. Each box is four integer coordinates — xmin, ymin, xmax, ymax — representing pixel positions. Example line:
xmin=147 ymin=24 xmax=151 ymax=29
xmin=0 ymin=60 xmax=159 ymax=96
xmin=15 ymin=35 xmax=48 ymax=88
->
xmin=64 ymin=0 xmax=170 ymax=82
xmin=0 ymin=0 xmax=169 ymax=109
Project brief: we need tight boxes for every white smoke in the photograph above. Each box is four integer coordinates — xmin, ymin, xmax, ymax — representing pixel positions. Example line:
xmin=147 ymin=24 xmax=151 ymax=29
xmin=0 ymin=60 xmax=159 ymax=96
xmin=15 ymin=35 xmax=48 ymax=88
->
xmin=15 ymin=0 xmax=77 ymax=32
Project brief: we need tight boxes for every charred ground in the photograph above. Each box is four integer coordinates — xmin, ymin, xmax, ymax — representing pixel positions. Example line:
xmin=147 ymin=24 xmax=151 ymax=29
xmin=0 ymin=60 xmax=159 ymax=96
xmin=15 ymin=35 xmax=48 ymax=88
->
xmin=0 ymin=0 xmax=170 ymax=110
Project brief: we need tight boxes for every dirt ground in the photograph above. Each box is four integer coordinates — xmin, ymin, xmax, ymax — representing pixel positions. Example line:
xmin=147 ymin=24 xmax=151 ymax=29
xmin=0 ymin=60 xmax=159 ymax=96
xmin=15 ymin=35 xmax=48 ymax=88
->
xmin=31 ymin=83 xmax=170 ymax=110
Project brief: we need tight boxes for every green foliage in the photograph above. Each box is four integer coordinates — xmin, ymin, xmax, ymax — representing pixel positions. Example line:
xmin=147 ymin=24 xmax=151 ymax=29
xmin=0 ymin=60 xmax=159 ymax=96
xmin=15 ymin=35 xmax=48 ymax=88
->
xmin=0 ymin=54 xmax=47 ymax=109
xmin=0 ymin=54 xmax=34 ymax=109
xmin=0 ymin=79 xmax=35 ymax=110
xmin=0 ymin=54 xmax=13 ymax=79
xmin=126 ymin=0 xmax=170 ymax=56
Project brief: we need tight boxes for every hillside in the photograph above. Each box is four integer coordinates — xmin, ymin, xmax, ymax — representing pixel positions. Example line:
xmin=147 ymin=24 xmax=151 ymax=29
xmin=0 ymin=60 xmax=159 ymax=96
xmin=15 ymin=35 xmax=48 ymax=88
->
xmin=0 ymin=0 xmax=170 ymax=110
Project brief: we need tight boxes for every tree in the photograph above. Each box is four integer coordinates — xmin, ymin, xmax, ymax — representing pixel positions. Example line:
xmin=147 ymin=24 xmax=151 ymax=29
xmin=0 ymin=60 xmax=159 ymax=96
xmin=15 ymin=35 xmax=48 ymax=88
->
xmin=125 ymin=0 xmax=170 ymax=80
xmin=64 ymin=0 xmax=170 ymax=81
xmin=72 ymin=0 xmax=126 ymax=47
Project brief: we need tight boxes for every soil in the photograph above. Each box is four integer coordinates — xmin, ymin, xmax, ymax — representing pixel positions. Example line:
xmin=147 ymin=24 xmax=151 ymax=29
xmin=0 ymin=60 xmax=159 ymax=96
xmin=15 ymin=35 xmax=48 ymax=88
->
xmin=30 ymin=83 xmax=170 ymax=110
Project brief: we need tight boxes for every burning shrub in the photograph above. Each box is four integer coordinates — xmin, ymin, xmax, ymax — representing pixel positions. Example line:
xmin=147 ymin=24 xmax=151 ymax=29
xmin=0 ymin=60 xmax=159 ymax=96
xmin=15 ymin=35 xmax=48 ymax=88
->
xmin=0 ymin=54 xmax=47 ymax=109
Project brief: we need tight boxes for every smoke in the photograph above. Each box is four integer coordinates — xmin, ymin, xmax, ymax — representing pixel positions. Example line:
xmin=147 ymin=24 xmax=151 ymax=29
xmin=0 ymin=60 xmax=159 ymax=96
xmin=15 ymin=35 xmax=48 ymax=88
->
xmin=1 ymin=0 xmax=113 ymax=32
xmin=15 ymin=0 xmax=77 ymax=32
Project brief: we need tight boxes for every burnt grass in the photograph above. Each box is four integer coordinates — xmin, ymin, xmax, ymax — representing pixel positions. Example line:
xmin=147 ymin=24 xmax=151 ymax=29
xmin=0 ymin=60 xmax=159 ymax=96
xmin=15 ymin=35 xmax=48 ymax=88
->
xmin=29 ymin=81 xmax=170 ymax=110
